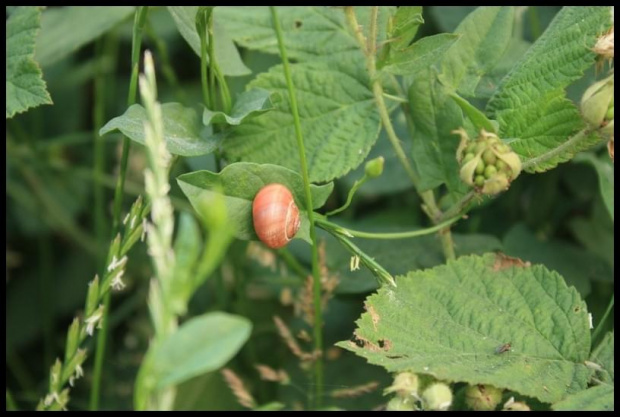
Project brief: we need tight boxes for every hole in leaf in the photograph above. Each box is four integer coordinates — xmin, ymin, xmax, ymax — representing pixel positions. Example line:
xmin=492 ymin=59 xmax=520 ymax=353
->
xmin=294 ymin=19 xmax=302 ymax=28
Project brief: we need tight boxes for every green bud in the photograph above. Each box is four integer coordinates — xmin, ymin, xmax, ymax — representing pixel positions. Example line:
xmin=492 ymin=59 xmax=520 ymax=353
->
xmin=581 ymin=73 xmax=614 ymax=129
xmin=482 ymin=172 xmax=509 ymax=195
xmin=495 ymin=151 xmax=522 ymax=181
xmin=50 ymin=358 xmax=62 ymax=392
xmin=384 ymin=372 xmax=419 ymax=398
xmin=65 ymin=318 xmax=80 ymax=363
xmin=484 ymin=165 xmax=498 ymax=179
xmin=387 ymin=396 xmax=415 ymax=411
xmin=365 ymin=156 xmax=385 ymax=178
xmin=475 ymin=160 xmax=486 ymax=175
xmin=495 ymin=143 xmax=510 ymax=154
xmin=463 ymin=152 xmax=475 ymax=163
xmin=422 ymin=382 xmax=452 ymax=411
xmin=465 ymin=143 xmax=477 ymax=155
xmin=475 ymin=141 xmax=487 ymax=153
xmin=482 ymin=149 xmax=497 ymax=165
xmin=606 ymin=99 xmax=614 ymax=120
xmin=460 ymin=153 xmax=483 ymax=186
xmin=503 ymin=397 xmax=531 ymax=411
xmin=464 ymin=384 xmax=503 ymax=411
xmin=85 ymin=275 xmax=100 ymax=317
xmin=496 ymin=160 xmax=508 ymax=172
xmin=61 ymin=348 xmax=87 ymax=386
xmin=475 ymin=175 xmax=486 ymax=187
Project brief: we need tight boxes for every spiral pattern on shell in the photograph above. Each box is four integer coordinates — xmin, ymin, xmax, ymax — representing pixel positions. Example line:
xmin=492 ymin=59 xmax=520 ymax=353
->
xmin=252 ymin=183 xmax=301 ymax=249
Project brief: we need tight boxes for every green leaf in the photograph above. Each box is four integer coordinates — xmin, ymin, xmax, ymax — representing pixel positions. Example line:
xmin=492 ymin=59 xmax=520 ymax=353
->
xmin=100 ymin=103 xmax=222 ymax=156
xmin=151 ymin=312 xmax=252 ymax=389
xmin=168 ymin=213 xmax=202 ymax=316
xmin=35 ymin=6 xmax=134 ymax=67
xmin=216 ymin=6 xmax=395 ymax=62
xmin=552 ymin=385 xmax=614 ymax=411
xmin=338 ymin=253 xmax=592 ymax=403
xmin=449 ymin=92 xmax=497 ymax=133
xmin=573 ymin=153 xmax=614 ymax=221
xmin=203 ymin=88 xmax=277 ymax=126
xmin=407 ymin=67 xmax=467 ymax=194
xmin=6 ymin=6 xmax=52 ymax=118
xmin=503 ymin=223 xmax=614 ymax=295
xmin=386 ymin=6 xmax=424 ymax=52
xmin=167 ymin=6 xmax=250 ymax=77
xmin=439 ymin=7 xmax=516 ymax=97
xmin=589 ymin=331 xmax=614 ymax=385
xmin=487 ymin=7 xmax=612 ymax=173
xmin=177 ymin=163 xmax=333 ymax=244
xmin=380 ymin=34 xmax=459 ymax=76
xmin=222 ymin=59 xmax=381 ymax=183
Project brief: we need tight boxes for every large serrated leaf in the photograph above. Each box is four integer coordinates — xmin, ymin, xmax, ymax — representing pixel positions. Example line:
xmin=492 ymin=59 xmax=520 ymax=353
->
xmin=380 ymin=34 xmax=458 ymax=76
xmin=438 ymin=6 xmax=516 ymax=97
xmin=590 ymin=331 xmax=614 ymax=385
xmin=35 ymin=6 xmax=134 ymax=67
xmin=407 ymin=67 xmax=467 ymax=194
xmin=151 ymin=312 xmax=252 ymax=389
xmin=167 ymin=6 xmax=249 ymax=77
xmin=216 ymin=6 xmax=395 ymax=63
xmin=6 ymin=6 xmax=52 ymax=119
xmin=552 ymin=385 xmax=614 ymax=411
xmin=487 ymin=6 xmax=612 ymax=173
xmin=177 ymin=163 xmax=333 ymax=244
xmin=100 ymin=103 xmax=221 ymax=157
xmin=338 ymin=253 xmax=592 ymax=403
xmin=222 ymin=59 xmax=381 ymax=183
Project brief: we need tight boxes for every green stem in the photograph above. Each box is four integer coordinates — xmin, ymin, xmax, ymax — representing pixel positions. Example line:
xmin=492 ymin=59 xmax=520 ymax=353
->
xmin=592 ymin=294 xmax=614 ymax=344
xmin=39 ymin=234 xmax=54 ymax=372
xmin=316 ymin=216 xmax=461 ymax=240
xmin=345 ymin=7 xmax=456 ymax=261
xmin=440 ymin=190 xmax=478 ymax=221
xmin=198 ymin=11 xmax=212 ymax=109
xmin=528 ymin=6 xmax=542 ymax=41
xmin=326 ymin=174 xmax=369 ymax=216
xmin=277 ymin=247 xmax=310 ymax=280
xmin=522 ymin=128 xmax=591 ymax=171
xmin=6 ymin=389 xmax=18 ymax=411
xmin=91 ymin=6 xmax=148 ymax=411
xmin=271 ymin=6 xmax=324 ymax=408
xmin=207 ymin=13 xmax=217 ymax=111
xmin=94 ymin=38 xmax=107 ymax=260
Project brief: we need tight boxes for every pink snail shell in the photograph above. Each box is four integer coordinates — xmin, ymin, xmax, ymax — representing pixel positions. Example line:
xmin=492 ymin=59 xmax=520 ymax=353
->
xmin=252 ymin=183 xmax=301 ymax=249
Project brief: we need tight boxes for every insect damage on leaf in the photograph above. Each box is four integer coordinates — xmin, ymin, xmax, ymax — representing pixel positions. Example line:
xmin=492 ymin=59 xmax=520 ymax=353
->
xmin=365 ymin=302 xmax=380 ymax=331
xmin=492 ymin=253 xmax=531 ymax=271
xmin=352 ymin=331 xmax=392 ymax=352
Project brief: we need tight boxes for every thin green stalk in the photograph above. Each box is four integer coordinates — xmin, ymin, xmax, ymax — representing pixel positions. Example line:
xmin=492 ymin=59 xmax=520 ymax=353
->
xmin=94 ymin=37 xmax=108 ymax=265
xmin=522 ymin=128 xmax=591 ymax=171
xmin=528 ymin=6 xmax=542 ymax=40
xmin=39 ymin=234 xmax=54 ymax=372
xmin=277 ymin=247 xmax=310 ymax=280
xmin=592 ymin=294 xmax=614 ymax=344
xmin=271 ymin=6 xmax=324 ymax=408
xmin=316 ymin=216 xmax=461 ymax=240
xmin=198 ymin=10 xmax=212 ymax=109
xmin=92 ymin=6 xmax=149 ymax=411
xmin=213 ymin=61 xmax=232 ymax=114
xmin=440 ymin=190 xmax=477 ymax=221
xmin=207 ymin=13 xmax=217 ymax=111
xmin=327 ymin=174 xmax=369 ymax=216
xmin=6 ymin=389 xmax=18 ymax=411
xmin=345 ymin=7 xmax=456 ymax=261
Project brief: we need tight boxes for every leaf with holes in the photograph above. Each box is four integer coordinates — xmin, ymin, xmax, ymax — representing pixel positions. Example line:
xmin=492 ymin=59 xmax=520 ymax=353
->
xmin=338 ymin=253 xmax=593 ymax=404
xmin=487 ymin=6 xmax=612 ymax=173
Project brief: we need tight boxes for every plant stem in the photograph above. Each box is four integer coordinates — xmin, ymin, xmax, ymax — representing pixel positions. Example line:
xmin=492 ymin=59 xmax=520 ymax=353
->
xmin=199 ymin=10 xmax=212 ymax=110
xmin=528 ymin=6 xmax=542 ymax=40
xmin=271 ymin=6 xmax=324 ymax=408
xmin=91 ymin=6 xmax=148 ymax=411
xmin=592 ymin=294 xmax=614 ymax=344
xmin=278 ymin=247 xmax=310 ymax=280
xmin=522 ymin=128 xmax=592 ymax=171
xmin=93 ymin=38 xmax=107 ymax=260
xmin=440 ymin=190 xmax=478 ymax=221
xmin=326 ymin=174 xmax=369 ymax=216
xmin=316 ymin=215 xmax=461 ymax=239
xmin=38 ymin=234 xmax=54 ymax=372
xmin=207 ymin=13 xmax=217 ymax=111
xmin=345 ymin=7 xmax=456 ymax=261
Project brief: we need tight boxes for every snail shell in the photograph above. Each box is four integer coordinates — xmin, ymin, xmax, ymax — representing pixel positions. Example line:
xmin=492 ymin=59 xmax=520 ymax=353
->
xmin=252 ymin=183 xmax=301 ymax=249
